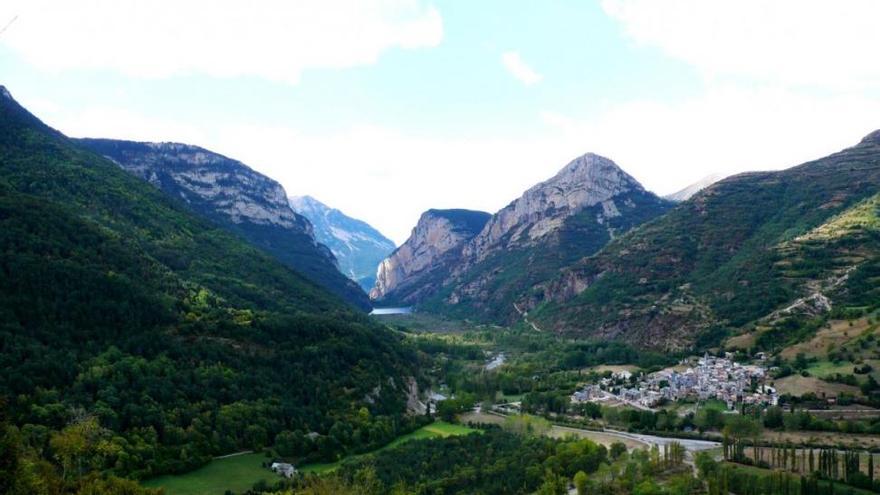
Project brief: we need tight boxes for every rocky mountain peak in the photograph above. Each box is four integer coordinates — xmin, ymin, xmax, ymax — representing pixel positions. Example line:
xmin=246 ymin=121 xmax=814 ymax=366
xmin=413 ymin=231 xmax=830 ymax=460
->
xmin=288 ymin=195 xmax=323 ymax=214
xmin=465 ymin=152 xmax=645 ymax=262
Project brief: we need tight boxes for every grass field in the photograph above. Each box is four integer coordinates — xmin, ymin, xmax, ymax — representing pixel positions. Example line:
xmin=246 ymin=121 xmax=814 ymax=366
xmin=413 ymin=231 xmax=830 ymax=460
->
xmin=142 ymin=452 xmax=270 ymax=495
xmin=143 ymin=422 xmax=479 ymax=494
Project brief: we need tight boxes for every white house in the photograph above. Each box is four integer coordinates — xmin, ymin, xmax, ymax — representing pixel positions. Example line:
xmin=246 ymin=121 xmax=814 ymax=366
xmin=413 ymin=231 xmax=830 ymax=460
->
xmin=271 ymin=462 xmax=297 ymax=478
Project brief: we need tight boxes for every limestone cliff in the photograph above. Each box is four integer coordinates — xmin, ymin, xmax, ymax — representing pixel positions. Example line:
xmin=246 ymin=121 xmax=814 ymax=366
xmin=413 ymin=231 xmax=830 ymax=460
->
xmin=370 ymin=209 xmax=490 ymax=304
xmin=463 ymin=153 xmax=650 ymax=264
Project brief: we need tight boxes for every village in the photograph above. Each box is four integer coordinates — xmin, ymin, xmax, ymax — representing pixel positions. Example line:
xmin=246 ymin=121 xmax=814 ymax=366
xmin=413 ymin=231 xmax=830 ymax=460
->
xmin=572 ymin=353 xmax=778 ymax=411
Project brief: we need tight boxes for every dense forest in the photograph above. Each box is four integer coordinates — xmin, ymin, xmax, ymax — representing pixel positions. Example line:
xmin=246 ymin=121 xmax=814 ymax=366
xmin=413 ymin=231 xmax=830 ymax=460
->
xmin=0 ymin=88 xmax=419 ymax=490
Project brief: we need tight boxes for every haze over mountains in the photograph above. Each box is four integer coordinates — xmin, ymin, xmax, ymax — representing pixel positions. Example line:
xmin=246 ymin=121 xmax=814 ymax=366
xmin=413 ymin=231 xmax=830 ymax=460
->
xmin=663 ymin=173 xmax=726 ymax=202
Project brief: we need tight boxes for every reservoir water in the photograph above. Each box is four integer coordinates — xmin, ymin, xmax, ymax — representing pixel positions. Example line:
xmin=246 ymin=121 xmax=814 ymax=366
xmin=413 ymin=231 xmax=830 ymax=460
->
xmin=369 ymin=307 xmax=413 ymax=315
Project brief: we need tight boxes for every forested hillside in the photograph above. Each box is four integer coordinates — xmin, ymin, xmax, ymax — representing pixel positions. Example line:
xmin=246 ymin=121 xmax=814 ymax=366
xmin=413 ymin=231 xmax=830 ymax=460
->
xmin=0 ymin=86 xmax=417 ymax=492
xmin=532 ymin=131 xmax=880 ymax=350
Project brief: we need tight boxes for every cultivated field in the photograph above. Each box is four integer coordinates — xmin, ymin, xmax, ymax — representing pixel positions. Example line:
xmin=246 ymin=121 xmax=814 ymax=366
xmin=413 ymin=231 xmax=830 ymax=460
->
xmin=772 ymin=374 xmax=860 ymax=398
xmin=781 ymin=317 xmax=874 ymax=360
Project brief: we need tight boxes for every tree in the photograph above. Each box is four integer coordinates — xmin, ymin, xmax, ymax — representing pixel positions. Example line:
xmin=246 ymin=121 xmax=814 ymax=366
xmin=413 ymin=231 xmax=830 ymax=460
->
xmin=722 ymin=415 xmax=761 ymax=462
xmin=695 ymin=407 xmax=724 ymax=432
xmin=695 ymin=451 xmax=719 ymax=479
xmin=573 ymin=470 xmax=588 ymax=495
xmin=609 ymin=441 xmax=628 ymax=460
xmin=763 ymin=406 xmax=784 ymax=429
xmin=502 ymin=415 xmax=551 ymax=438
xmin=536 ymin=469 xmax=567 ymax=495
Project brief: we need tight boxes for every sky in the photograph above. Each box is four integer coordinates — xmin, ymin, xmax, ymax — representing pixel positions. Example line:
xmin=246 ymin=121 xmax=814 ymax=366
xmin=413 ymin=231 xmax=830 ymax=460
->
xmin=2 ymin=1 xmax=880 ymax=244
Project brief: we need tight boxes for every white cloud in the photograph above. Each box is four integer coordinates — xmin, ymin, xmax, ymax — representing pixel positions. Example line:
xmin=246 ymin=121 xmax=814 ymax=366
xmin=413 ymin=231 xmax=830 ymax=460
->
xmin=602 ymin=0 xmax=880 ymax=89
xmin=60 ymin=106 xmax=209 ymax=145
xmin=0 ymin=0 xmax=442 ymax=83
xmin=501 ymin=51 xmax=543 ymax=86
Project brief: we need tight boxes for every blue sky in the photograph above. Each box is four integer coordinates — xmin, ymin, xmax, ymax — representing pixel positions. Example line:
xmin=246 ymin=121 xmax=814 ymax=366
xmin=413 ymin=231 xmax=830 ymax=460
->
xmin=2 ymin=1 xmax=879 ymax=243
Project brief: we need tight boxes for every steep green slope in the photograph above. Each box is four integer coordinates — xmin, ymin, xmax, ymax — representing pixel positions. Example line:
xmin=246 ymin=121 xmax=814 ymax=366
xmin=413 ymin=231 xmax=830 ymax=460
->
xmin=532 ymin=132 xmax=880 ymax=350
xmin=0 ymin=86 xmax=417 ymax=484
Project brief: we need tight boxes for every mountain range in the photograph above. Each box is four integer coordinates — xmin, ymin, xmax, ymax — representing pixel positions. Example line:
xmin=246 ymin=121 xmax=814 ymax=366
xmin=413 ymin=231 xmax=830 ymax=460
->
xmin=376 ymin=136 xmax=880 ymax=351
xmin=0 ymin=86 xmax=417 ymax=482
xmin=289 ymin=195 xmax=396 ymax=291
xmin=4 ymin=80 xmax=880 ymax=493
xmin=372 ymin=153 xmax=673 ymax=323
xmin=372 ymin=208 xmax=491 ymax=304
xmin=530 ymin=132 xmax=880 ymax=350
xmin=78 ymin=138 xmax=372 ymax=310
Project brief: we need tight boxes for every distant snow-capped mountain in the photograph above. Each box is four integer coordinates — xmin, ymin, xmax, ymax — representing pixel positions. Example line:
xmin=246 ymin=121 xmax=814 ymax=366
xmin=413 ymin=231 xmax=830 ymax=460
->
xmin=289 ymin=195 xmax=396 ymax=291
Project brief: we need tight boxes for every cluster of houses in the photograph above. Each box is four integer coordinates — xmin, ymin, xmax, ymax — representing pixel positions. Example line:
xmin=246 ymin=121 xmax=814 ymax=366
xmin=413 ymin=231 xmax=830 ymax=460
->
xmin=572 ymin=354 xmax=777 ymax=410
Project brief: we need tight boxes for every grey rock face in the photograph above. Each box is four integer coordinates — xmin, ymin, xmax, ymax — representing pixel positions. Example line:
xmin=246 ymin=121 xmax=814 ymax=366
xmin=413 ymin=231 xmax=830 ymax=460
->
xmin=84 ymin=140 xmax=311 ymax=231
xmin=370 ymin=209 xmax=490 ymax=303
xmin=463 ymin=153 xmax=645 ymax=263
